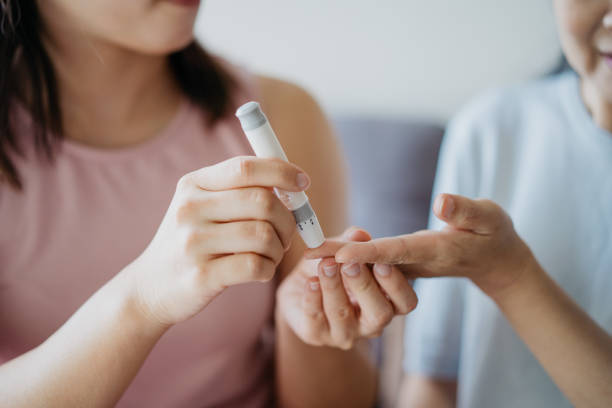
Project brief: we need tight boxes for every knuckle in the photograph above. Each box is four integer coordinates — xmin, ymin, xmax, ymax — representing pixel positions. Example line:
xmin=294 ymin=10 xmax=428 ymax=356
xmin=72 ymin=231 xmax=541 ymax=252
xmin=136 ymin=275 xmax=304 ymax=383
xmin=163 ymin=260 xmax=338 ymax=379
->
xmin=235 ymin=156 xmax=254 ymax=180
xmin=251 ymin=188 xmax=275 ymax=216
xmin=176 ymin=200 xmax=199 ymax=223
xmin=354 ymin=275 xmax=376 ymax=293
xmin=334 ymin=306 xmax=352 ymax=322
xmin=480 ymin=198 xmax=502 ymax=215
xmin=255 ymin=222 xmax=277 ymax=246
xmin=460 ymin=204 xmax=480 ymax=224
xmin=184 ymin=230 xmax=201 ymax=255
xmin=244 ymin=253 xmax=264 ymax=275
xmin=372 ymin=305 xmax=394 ymax=330
xmin=176 ymin=174 xmax=192 ymax=191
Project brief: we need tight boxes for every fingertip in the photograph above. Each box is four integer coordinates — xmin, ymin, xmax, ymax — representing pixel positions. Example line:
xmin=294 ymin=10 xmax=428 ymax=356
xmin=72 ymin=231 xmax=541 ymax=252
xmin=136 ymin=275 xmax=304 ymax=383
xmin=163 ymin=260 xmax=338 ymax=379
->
xmin=334 ymin=243 xmax=363 ymax=264
xmin=296 ymin=172 xmax=311 ymax=191
xmin=303 ymin=248 xmax=319 ymax=259
xmin=304 ymin=240 xmax=346 ymax=260
xmin=373 ymin=264 xmax=392 ymax=277
xmin=334 ymin=249 xmax=351 ymax=264
xmin=318 ymin=258 xmax=339 ymax=279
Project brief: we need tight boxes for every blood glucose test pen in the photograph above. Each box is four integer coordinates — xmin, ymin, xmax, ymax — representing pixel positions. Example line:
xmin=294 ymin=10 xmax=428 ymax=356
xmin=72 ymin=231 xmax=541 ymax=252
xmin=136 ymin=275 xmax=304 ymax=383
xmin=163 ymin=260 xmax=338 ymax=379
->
xmin=235 ymin=101 xmax=325 ymax=248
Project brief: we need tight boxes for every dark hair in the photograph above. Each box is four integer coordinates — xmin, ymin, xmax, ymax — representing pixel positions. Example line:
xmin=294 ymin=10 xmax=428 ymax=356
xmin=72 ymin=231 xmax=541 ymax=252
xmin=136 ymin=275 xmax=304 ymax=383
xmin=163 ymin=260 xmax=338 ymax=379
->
xmin=0 ymin=0 xmax=236 ymax=189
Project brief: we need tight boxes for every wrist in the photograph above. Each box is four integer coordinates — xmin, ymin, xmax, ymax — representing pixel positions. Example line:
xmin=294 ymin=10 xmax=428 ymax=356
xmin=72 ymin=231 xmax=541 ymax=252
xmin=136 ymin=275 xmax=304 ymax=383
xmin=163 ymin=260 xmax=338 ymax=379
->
xmin=482 ymin=252 xmax=546 ymax=306
xmin=112 ymin=262 xmax=172 ymax=338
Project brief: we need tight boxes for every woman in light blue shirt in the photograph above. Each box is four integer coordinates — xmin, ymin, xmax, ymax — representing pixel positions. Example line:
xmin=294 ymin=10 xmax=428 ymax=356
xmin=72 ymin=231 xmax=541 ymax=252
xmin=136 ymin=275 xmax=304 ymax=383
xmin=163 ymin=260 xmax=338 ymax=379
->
xmin=308 ymin=1 xmax=612 ymax=407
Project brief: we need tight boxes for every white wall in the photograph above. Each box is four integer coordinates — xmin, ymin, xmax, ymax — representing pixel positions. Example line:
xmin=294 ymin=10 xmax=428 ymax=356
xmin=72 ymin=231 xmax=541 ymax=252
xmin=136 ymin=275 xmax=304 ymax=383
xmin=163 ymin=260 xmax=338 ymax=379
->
xmin=196 ymin=0 xmax=561 ymax=123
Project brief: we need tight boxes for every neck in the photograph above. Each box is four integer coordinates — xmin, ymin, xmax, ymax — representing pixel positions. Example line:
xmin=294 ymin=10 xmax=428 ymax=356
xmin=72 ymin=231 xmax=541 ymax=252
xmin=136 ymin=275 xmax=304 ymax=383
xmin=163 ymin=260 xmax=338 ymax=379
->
xmin=581 ymin=79 xmax=612 ymax=134
xmin=41 ymin=20 xmax=183 ymax=148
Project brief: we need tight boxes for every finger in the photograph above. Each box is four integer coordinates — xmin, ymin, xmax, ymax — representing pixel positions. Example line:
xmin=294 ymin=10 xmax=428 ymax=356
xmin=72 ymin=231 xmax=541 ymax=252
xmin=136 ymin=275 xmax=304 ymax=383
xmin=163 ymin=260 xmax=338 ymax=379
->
xmin=177 ymin=187 xmax=296 ymax=249
xmin=304 ymin=239 xmax=349 ymax=259
xmin=341 ymin=263 xmax=394 ymax=336
xmin=301 ymin=277 xmax=328 ymax=345
xmin=372 ymin=264 xmax=418 ymax=314
xmin=317 ymin=258 xmax=357 ymax=349
xmin=342 ymin=226 xmax=372 ymax=242
xmin=304 ymin=226 xmax=371 ymax=259
xmin=335 ymin=231 xmax=439 ymax=265
xmin=204 ymin=253 xmax=277 ymax=289
xmin=182 ymin=156 xmax=310 ymax=192
xmin=433 ymin=193 xmax=507 ymax=235
xmin=188 ymin=220 xmax=285 ymax=264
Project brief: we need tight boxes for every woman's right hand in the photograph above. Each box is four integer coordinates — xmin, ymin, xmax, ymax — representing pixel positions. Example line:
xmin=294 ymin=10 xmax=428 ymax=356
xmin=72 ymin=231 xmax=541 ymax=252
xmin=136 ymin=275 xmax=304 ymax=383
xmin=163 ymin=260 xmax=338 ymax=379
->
xmin=125 ymin=156 xmax=309 ymax=327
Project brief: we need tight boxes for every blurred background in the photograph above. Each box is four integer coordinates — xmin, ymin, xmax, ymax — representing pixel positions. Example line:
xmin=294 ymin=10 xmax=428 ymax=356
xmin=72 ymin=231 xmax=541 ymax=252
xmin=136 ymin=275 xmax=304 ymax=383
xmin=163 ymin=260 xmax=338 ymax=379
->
xmin=196 ymin=0 xmax=561 ymax=123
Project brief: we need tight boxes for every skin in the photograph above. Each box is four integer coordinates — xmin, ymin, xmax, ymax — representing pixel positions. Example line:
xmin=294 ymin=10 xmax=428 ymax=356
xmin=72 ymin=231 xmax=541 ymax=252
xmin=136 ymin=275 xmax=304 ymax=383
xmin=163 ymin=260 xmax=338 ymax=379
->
xmin=0 ymin=0 xmax=419 ymax=406
xmin=308 ymin=194 xmax=612 ymax=408
xmin=308 ymin=4 xmax=612 ymax=407
xmin=555 ymin=0 xmax=612 ymax=132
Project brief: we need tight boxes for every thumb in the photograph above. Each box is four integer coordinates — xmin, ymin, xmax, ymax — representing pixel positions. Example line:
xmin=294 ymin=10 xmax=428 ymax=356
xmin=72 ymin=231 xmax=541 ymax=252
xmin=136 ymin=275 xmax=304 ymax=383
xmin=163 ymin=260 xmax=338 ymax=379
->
xmin=433 ymin=193 xmax=507 ymax=235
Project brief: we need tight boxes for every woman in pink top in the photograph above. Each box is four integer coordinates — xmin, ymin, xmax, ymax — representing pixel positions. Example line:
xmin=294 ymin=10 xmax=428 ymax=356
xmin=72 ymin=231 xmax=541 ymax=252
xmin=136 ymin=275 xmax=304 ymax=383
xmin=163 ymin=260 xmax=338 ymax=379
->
xmin=0 ymin=1 xmax=418 ymax=407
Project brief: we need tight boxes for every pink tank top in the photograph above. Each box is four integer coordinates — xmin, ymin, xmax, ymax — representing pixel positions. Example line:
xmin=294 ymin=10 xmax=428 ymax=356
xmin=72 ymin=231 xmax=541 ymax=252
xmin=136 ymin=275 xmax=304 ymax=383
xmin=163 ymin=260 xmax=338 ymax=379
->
xmin=0 ymin=67 xmax=275 ymax=407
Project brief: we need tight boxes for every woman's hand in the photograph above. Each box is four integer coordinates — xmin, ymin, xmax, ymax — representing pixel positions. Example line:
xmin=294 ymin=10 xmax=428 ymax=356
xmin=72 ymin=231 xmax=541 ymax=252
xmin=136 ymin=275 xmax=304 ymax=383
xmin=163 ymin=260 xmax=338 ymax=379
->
xmin=278 ymin=227 xmax=418 ymax=350
xmin=127 ymin=156 xmax=309 ymax=327
xmin=306 ymin=194 xmax=536 ymax=299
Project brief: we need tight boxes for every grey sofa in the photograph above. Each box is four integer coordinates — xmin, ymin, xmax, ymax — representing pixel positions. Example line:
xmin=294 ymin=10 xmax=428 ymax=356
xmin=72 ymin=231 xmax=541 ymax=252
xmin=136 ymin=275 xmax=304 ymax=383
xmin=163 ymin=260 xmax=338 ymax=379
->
xmin=333 ymin=117 xmax=444 ymax=407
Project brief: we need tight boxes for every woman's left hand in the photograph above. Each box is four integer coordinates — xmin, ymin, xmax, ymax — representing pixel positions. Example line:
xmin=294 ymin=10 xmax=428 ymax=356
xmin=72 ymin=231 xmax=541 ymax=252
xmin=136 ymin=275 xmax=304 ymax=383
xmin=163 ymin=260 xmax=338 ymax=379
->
xmin=277 ymin=227 xmax=418 ymax=350
xmin=306 ymin=194 xmax=537 ymax=299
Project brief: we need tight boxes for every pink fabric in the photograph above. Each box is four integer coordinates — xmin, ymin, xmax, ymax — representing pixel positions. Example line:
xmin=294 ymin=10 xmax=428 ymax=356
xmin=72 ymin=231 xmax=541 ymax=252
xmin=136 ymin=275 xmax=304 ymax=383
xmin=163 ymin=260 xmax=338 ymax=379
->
xmin=0 ymin=68 xmax=275 ymax=407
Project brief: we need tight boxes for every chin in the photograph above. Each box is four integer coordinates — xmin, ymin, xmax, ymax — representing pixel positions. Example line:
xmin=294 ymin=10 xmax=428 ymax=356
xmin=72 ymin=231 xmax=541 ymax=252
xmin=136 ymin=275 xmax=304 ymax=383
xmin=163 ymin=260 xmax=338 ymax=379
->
xmin=593 ymin=65 xmax=612 ymax=103
xmin=136 ymin=29 xmax=196 ymax=56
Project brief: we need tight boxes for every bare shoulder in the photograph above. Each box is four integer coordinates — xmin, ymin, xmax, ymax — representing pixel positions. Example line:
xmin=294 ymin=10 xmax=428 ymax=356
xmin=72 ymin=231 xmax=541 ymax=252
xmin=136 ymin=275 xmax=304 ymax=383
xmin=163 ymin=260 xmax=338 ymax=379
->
xmin=256 ymin=76 xmax=332 ymax=162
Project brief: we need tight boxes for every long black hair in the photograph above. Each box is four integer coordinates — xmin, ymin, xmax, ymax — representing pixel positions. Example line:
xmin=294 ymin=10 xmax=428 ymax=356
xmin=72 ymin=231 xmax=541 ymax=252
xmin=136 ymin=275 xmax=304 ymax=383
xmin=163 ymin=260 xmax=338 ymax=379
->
xmin=0 ymin=0 xmax=236 ymax=189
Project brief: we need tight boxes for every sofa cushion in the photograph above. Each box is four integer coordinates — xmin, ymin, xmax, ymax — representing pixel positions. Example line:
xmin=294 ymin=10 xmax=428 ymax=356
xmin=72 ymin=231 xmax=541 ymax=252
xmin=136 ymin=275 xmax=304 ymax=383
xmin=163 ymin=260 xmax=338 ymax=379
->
xmin=333 ymin=116 xmax=444 ymax=407
xmin=333 ymin=117 xmax=444 ymax=238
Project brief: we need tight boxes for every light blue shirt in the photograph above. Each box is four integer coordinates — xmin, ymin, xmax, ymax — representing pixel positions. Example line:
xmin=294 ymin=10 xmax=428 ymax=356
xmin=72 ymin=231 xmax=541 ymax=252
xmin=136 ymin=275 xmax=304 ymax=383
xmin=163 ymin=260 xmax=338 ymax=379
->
xmin=403 ymin=72 xmax=612 ymax=408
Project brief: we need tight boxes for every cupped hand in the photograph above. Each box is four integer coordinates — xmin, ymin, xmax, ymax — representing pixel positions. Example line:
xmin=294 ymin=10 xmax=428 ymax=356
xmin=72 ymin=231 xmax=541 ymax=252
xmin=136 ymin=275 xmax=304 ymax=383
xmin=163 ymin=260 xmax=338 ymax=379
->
xmin=305 ymin=194 xmax=536 ymax=298
xmin=127 ymin=156 xmax=309 ymax=326
xmin=278 ymin=227 xmax=418 ymax=350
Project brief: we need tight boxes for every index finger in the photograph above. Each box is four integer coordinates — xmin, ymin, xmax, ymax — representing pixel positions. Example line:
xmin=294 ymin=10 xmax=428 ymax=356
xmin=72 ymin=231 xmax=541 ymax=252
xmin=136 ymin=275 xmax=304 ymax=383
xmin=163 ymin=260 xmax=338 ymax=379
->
xmin=304 ymin=226 xmax=372 ymax=259
xmin=304 ymin=239 xmax=350 ymax=259
xmin=334 ymin=231 xmax=439 ymax=265
xmin=183 ymin=156 xmax=311 ymax=192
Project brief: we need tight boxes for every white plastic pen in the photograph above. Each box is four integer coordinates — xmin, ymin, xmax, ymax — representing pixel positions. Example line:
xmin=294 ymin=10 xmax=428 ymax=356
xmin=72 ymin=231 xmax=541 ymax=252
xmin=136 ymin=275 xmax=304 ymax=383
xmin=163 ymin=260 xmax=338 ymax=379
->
xmin=235 ymin=101 xmax=325 ymax=248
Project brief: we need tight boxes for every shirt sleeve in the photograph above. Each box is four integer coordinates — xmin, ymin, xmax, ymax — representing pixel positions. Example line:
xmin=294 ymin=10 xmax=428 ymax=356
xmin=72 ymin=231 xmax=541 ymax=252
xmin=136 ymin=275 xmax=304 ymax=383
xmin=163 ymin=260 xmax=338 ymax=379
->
xmin=402 ymin=100 xmax=491 ymax=379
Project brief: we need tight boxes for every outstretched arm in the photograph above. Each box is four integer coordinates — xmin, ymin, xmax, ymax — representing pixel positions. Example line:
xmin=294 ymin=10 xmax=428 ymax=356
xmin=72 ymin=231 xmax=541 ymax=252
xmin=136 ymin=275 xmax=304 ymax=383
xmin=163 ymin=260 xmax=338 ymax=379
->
xmin=308 ymin=193 xmax=612 ymax=408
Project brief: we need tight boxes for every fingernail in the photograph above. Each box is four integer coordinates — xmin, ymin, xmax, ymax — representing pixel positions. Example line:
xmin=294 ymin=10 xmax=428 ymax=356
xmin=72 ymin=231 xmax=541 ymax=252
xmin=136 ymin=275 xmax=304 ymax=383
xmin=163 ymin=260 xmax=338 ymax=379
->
xmin=296 ymin=173 xmax=310 ymax=190
xmin=323 ymin=263 xmax=338 ymax=277
xmin=435 ymin=196 xmax=444 ymax=215
xmin=342 ymin=263 xmax=360 ymax=277
xmin=374 ymin=264 xmax=391 ymax=277
xmin=443 ymin=197 xmax=455 ymax=218
xmin=309 ymin=280 xmax=320 ymax=291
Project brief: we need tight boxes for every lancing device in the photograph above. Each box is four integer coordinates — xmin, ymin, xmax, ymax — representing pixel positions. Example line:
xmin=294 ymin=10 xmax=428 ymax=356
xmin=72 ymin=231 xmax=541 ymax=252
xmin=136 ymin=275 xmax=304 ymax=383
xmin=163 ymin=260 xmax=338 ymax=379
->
xmin=235 ymin=101 xmax=325 ymax=249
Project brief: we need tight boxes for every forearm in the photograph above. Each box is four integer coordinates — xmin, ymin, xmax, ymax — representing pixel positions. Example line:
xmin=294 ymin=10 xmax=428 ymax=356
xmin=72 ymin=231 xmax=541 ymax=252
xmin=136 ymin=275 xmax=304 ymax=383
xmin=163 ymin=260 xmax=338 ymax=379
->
xmin=397 ymin=375 xmax=457 ymax=408
xmin=0 ymin=266 xmax=167 ymax=407
xmin=490 ymin=261 xmax=612 ymax=408
xmin=275 ymin=312 xmax=377 ymax=408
